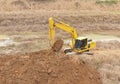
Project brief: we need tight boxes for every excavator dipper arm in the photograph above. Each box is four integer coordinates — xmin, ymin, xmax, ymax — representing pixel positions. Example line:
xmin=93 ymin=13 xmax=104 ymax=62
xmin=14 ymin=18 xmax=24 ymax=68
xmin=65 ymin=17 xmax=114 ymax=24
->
xmin=49 ymin=17 xmax=78 ymax=51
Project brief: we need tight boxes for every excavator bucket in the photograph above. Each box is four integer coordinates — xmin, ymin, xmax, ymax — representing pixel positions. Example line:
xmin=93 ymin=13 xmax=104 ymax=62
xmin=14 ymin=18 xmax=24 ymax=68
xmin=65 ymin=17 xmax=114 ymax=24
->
xmin=52 ymin=39 xmax=64 ymax=52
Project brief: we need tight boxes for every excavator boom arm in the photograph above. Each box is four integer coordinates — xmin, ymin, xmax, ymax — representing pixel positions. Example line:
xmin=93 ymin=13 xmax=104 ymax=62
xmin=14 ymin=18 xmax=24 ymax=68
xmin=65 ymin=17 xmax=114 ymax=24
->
xmin=49 ymin=17 xmax=78 ymax=48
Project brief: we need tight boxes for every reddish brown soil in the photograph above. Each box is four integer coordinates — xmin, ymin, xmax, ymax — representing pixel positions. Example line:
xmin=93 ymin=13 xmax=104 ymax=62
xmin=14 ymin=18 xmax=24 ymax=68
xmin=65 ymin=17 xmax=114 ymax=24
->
xmin=0 ymin=50 xmax=102 ymax=84
xmin=52 ymin=39 xmax=64 ymax=52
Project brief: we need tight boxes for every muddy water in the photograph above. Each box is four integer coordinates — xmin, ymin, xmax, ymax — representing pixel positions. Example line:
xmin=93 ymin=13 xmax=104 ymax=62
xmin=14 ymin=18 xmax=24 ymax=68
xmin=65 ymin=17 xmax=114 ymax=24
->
xmin=84 ymin=34 xmax=120 ymax=42
xmin=0 ymin=35 xmax=17 ymax=47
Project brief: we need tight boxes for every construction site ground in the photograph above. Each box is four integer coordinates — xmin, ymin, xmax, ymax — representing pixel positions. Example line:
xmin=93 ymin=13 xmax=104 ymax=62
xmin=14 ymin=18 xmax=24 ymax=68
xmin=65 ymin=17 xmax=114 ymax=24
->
xmin=0 ymin=0 xmax=120 ymax=84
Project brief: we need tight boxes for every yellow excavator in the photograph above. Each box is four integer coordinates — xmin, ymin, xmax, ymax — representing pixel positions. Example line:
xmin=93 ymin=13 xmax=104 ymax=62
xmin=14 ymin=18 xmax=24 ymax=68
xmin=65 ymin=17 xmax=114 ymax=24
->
xmin=49 ymin=17 xmax=96 ymax=53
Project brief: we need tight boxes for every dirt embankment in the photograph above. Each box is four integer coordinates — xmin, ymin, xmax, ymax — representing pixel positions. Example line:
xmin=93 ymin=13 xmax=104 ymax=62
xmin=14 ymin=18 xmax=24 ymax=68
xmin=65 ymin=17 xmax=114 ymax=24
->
xmin=1 ymin=0 xmax=120 ymax=11
xmin=0 ymin=50 xmax=102 ymax=84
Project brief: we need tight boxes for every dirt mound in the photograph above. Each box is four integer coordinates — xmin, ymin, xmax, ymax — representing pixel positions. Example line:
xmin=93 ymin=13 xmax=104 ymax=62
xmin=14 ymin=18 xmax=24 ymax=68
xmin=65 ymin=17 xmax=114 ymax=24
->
xmin=0 ymin=50 xmax=102 ymax=84
xmin=10 ymin=0 xmax=29 ymax=9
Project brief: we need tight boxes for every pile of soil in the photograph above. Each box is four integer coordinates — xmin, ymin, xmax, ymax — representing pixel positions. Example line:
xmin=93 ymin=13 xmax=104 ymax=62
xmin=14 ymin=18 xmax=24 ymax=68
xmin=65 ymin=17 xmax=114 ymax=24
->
xmin=0 ymin=50 xmax=102 ymax=84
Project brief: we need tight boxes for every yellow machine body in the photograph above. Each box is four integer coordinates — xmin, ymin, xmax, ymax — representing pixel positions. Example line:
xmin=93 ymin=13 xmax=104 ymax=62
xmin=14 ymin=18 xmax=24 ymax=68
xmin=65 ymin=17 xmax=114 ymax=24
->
xmin=49 ymin=17 xmax=96 ymax=53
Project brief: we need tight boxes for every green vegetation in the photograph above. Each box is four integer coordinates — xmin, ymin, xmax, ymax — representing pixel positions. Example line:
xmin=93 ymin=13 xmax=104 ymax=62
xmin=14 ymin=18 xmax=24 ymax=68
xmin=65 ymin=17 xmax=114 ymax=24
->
xmin=96 ymin=0 xmax=119 ymax=5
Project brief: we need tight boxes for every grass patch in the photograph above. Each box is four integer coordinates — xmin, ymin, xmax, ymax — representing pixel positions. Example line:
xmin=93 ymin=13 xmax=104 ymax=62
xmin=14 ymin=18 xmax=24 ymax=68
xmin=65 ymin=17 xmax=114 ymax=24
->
xmin=96 ymin=0 xmax=119 ymax=5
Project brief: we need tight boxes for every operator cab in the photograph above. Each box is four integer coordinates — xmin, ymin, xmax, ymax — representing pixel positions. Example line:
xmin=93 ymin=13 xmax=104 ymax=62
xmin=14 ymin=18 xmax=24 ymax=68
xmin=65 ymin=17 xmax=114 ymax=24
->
xmin=74 ymin=37 xmax=88 ymax=50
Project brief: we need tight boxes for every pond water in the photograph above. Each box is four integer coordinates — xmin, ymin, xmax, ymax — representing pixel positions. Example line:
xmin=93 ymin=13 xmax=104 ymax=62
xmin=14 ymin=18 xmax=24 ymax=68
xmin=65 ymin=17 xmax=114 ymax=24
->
xmin=0 ymin=35 xmax=17 ymax=47
xmin=84 ymin=34 xmax=120 ymax=42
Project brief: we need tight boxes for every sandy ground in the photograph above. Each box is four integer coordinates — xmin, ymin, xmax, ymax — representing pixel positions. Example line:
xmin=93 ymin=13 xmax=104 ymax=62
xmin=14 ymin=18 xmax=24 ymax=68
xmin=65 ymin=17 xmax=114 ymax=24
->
xmin=0 ymin=0 xmax=120 ymax=84
xmin=0 ymin=10 xmax=119 ymax=84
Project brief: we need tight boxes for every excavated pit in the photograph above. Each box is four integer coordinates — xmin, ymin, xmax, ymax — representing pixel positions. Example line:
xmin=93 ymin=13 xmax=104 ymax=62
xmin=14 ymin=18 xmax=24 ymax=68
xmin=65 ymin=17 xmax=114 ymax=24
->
xmin=0 ymin=50 xmax=102 ymax=84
